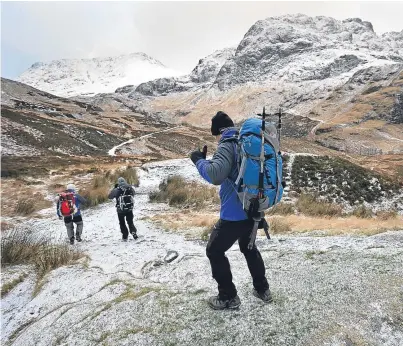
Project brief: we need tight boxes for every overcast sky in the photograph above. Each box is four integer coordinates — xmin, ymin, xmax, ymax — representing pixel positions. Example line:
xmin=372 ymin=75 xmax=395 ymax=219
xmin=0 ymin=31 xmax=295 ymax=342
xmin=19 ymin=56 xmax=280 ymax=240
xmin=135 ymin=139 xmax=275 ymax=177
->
xmin=1 ymin=1 xmax=403 ymax=79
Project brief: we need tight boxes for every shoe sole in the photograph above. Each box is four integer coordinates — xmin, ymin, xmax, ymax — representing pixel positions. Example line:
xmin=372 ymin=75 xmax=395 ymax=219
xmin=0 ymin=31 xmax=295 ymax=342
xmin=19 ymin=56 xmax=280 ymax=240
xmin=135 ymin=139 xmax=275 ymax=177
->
xmin=252 ymin=290 xmax=273 ymax=303
xmin=208 ymin=301 xmax=241 ymax=310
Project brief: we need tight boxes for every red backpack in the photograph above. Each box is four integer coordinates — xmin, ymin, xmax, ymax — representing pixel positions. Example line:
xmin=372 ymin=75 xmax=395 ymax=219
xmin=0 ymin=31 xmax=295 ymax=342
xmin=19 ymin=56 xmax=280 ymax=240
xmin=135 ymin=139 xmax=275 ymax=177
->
xmin=59 ymin=192 xmax=77 ymax=217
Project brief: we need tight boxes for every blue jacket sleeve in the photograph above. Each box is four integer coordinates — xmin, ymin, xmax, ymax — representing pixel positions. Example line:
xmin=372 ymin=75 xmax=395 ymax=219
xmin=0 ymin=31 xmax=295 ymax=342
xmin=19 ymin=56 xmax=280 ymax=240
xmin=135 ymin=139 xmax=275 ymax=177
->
xmin=75 ymin=194 xmax=87 ymax=206
xmin=196 ymin=159 xmax=213 ymax=183
xmin=195 ymin=142 xmax=234 ymax=185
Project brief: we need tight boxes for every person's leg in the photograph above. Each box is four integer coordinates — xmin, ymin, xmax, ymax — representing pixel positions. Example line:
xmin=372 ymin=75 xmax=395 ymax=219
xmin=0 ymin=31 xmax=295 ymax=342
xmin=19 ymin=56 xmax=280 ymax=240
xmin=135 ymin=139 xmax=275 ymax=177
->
xmin=206 ymin=219 xmax=243 ymax=300
xmin=118 ymin=213 xmax=129 ymax=239
xmin=239 ymin=222 xmax=272 ymax=302
xmin=73 ymin=215 xmax=83 ymax=241
xmin=64 ymin=217 xmax=75 ymax=244
xmin=125 ymin=211 xmax=138 ymax=239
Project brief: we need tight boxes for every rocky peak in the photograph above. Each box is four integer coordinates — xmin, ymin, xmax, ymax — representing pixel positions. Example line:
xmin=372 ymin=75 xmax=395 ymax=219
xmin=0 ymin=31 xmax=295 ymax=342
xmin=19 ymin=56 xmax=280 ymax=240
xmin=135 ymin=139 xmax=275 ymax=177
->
xmin=127 ymin=47 xmax=236 ymax=97
xmin=213 ymin=14 xmax=402 ymax=90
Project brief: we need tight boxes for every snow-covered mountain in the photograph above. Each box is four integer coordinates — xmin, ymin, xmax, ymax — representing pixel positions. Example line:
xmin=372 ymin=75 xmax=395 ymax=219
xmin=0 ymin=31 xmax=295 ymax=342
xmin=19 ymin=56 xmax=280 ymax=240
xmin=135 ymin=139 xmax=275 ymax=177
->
xmin=125 ymin=15 xmax=402 ymax=100
xmin=116 ymin=47 xmax=236 ymax=96
xmin=8 ymin=14 xmax=403 ymax=157
xmin=108 ymin=15 xmax=402 ymax=144
xmin=17 ymin=53 xmax=182 ymax=97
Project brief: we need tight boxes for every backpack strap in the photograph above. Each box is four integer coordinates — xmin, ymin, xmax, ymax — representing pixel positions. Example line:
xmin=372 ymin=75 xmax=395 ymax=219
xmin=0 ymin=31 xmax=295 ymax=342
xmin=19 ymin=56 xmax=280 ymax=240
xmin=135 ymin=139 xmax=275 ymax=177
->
xmin=235 ymin=154 xmax=247 ymax=186
xmin=274 ymin=152 xmax=282 ymax=204
xmin=248 ymin=220 xmax=260 ymax=250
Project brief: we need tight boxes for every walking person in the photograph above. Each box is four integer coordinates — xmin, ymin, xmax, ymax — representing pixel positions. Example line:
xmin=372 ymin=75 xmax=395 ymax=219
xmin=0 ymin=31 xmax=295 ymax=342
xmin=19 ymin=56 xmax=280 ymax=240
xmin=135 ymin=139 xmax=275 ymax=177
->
xmin=57 ymin=184 xmax=86 ymax=245
xmin=190 ymin=111 xmax=272 ymax=310
xmin=108 ymin=177 xmax=138 ymax=241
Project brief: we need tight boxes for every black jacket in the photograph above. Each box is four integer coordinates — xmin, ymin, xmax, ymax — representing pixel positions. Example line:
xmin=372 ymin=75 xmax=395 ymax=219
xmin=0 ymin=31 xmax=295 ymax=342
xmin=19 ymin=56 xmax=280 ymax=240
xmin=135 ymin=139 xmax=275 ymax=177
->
xmin=108 ymin=183 xmax=135 ymax=213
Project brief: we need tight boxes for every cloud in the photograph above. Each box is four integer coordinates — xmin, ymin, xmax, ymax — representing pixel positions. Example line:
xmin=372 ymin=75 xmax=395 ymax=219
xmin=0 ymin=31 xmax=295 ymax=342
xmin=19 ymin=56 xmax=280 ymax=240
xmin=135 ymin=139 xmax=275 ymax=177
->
xmin=2 ymin=2 xmax=143 ymax=61
xmin=1 ymin=1 xmax=403 ymax=79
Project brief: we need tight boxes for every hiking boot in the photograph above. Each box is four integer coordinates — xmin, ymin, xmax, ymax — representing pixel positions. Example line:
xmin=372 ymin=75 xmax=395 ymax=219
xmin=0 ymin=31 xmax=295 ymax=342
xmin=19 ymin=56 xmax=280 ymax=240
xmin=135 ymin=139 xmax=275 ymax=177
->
xmin=122 ymin=238 xmax=128 ymax=242
xmin=252 ymin=288 xmax=273 ymax=303
xmin=76 ymin=235 xmax=82 ymax=242
xmin=208 ymin=295 xmax=241 ymax=310
xmin=69 ymin=237 xmax=75 ymax=245
xmin=131 ymin=232 xmax=138 ymax=240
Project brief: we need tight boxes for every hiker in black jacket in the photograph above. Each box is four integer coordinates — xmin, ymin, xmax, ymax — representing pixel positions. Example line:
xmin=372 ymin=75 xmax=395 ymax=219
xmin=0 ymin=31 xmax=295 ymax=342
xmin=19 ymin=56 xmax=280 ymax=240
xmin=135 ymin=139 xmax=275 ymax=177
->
xmin=108 ymin=177 xmax=138 ymax=241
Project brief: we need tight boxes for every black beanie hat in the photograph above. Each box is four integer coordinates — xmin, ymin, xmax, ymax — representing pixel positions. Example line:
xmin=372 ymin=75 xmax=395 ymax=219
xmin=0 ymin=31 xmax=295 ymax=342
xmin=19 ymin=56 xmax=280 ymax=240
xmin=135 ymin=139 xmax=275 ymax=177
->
xmin=211 ymin=111 xmax=234 ymax=136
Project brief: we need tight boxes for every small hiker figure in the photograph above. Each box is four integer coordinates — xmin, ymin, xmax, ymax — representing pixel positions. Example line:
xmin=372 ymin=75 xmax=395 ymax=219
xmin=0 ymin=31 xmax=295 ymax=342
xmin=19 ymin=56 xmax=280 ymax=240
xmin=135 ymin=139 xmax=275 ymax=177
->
xmin=57 ymin=184 xmax=86 ymax=245
xmin=108 ymin=177 xmax=138 ymax=241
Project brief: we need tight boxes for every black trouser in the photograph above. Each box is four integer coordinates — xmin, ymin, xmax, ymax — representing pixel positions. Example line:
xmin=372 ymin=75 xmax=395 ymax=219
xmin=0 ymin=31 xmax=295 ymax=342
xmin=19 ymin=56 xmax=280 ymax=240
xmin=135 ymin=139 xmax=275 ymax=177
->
xmin=206 ymin=218 xmax=269 ymax=300
xmin=117 ymin=211 xmax=137 ymax=239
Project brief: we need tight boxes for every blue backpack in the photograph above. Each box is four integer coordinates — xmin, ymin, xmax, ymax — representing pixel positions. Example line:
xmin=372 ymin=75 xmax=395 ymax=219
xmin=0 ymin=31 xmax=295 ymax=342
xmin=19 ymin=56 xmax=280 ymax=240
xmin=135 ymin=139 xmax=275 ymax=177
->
xmin=235 ymin=118 xmax=284 ymax=211
xmin=229 ymin=110 xmax=284 ymax=248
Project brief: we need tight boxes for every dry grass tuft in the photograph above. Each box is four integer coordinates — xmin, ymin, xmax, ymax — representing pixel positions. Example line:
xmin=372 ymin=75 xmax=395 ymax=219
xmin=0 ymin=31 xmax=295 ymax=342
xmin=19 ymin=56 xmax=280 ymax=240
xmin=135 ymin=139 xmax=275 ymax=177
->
xmin=1 ymin=230 xmax=84 ymax=278
xmin=81 ymin=166 xmax=140 ymax=208
xmin=144 ymin=212 xmax=218 ymax=240
xmin=1 ymin=273 xmax=29 ymax=298
xmin=14 ymin=194 xmax=52 ymax=216
xmin=149 ymin=175 xmax=219 ymax=209
xmin=284 ymin=214 xmax=403 ymax=235
xmin=81 ymin=182 xmax=110 ymax=208
xmin=267 ymin=203 xmax=295 ymax=215
xmin=376 ymin=210 xmax=398 ymax=220
xmin=268 ymin=217 xmax=292 ymax=234
xmin=107 ymin=166 xmax=140 ymax=187
xmin=349 ymin=205 xmax=374 ymax=219
xmin=296 ymin=193 xmax=343 ymax=217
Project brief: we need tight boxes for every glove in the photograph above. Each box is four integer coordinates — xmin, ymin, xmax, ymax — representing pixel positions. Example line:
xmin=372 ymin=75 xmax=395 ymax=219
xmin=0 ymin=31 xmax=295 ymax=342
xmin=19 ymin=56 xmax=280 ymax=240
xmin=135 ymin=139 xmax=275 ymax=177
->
xmin=202 ymin=145 xmax=207 ymax=159
xmin=190 ymin=148 xmax=205 ymax=165
xmin=114 ymin=184 xmax=119 ymax=188
xmin=58 ymin=216 xmax=63 ymax=220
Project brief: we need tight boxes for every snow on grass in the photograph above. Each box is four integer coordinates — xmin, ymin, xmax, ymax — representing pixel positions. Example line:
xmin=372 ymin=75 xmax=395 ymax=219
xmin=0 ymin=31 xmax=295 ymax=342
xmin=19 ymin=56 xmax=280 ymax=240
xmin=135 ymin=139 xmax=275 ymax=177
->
xmin=1 ymin=158 xmax=403 ymax=345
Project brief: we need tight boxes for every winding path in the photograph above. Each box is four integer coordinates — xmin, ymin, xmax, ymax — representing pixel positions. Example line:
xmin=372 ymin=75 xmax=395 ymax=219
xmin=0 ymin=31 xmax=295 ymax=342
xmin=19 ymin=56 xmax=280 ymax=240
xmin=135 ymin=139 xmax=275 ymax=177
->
xmin=108 ymin=125 xmax=183 ymax=156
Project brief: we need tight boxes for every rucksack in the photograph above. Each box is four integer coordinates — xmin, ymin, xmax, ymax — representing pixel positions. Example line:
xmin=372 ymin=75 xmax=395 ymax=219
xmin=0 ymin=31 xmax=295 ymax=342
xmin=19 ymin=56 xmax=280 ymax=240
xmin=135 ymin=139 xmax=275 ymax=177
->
xmin=229 ymin=108 xmax=284 ymax=248
xmin=118 ymin=187 xmax=134 ymax=212
xmin=59 ymin=192 xmax=77 ymax=217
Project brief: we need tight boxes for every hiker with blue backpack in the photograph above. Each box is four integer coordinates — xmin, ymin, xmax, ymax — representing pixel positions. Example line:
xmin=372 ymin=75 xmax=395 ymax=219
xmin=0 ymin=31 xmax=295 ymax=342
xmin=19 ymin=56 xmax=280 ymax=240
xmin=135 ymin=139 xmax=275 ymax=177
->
xmin=190 ymin=110 xmax=283 ymax=310
xmin=108 ymin=177 xmax=138 ymax=241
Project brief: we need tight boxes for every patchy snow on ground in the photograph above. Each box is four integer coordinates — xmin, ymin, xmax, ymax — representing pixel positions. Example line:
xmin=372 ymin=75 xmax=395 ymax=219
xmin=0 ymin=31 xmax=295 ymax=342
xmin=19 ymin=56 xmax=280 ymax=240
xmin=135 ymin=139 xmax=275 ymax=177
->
xmin=1 ymin=158 xmax=403 ymax=346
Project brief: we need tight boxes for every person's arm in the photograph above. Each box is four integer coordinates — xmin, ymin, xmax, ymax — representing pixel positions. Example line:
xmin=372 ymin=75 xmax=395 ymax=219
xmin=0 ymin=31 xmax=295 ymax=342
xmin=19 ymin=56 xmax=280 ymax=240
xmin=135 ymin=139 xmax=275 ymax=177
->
xmin=195 ymin=142 xmax=234 ymax=185
xmin=75 ymin=194 xmax=87 ymax=205
xmin=56 ymin=199 xmax=61 ymax=217
xmin=108 ymin=188 xmax=119 ymax=199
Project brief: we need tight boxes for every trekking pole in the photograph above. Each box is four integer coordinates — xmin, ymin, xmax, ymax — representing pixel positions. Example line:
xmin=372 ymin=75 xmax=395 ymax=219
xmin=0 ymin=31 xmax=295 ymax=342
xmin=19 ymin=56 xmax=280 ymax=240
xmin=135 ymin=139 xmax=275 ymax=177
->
xmin=258 ymin=106 xmax=266 ymax=200
xmin=278 ymin=107 xmax=282 ymax=146
xmin=248 ymin=107 xmax=266 ymax=250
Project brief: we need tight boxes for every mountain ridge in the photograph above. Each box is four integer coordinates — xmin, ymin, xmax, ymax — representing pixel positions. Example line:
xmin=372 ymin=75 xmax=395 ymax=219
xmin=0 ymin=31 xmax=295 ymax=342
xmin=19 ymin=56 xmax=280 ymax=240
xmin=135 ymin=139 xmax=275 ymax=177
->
xmin=17 ymin=52 xmax=182 ymax=97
